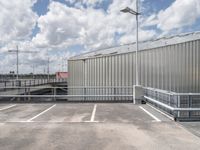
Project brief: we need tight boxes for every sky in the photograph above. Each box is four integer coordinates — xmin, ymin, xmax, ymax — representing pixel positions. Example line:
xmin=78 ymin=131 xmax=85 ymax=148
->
xmin=0 ymin=0 xmax=200 ymax=74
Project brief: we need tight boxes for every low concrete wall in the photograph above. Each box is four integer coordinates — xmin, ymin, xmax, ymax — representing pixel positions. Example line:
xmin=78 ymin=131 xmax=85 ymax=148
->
xmin=133 ymin=85 xmax=144 ymax=104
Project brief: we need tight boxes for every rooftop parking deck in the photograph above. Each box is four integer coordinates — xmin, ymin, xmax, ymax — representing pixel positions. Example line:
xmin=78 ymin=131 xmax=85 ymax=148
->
xmin=0 ymin=103 xmax=200 ymax=150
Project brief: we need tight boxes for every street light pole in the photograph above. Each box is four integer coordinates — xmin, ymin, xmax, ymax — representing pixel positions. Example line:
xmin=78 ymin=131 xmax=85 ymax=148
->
xmin=120 ymin=1 xmax=140 ymax=86
xmin=135 ymin=0 xmax=139 ymax=85
xmin=16 ymin=45 xmax=19 ymax=80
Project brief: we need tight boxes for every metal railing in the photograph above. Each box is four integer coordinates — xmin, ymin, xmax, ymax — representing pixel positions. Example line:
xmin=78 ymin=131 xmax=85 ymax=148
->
xmin=67 ymin=86 xmax=133 ymax=101
xmin=0 ymin=78 xmax=67 ymax=89
xmin=0 ymin=86 xmax=133 ymax=102
xmin=144 ymin=87 xmax=200 ymax=121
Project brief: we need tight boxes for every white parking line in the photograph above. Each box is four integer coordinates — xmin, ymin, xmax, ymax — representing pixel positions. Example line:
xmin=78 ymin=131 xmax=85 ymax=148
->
xmin=90 ymin=104 xmax=97 ymax=122
xmin=5 ymin=120 xmax=100 ymax=123
xmin=146 ymin=103 xmax=174 ymax=121
xmin=139 ymin=106 xmax=161 ymax=122
xmin=0 ymin=104 xmax=16 ymax=111
xmin=27 ymin=104 xmax=56 ymax=122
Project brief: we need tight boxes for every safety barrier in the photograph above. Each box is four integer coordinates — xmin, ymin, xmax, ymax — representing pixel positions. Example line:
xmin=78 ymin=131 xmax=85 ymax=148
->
xmin=0 ymin=86 xmax=133 ymax=102
xmin=144 ymin=87 xmax=200 ymax=121
xmin=0 ymin=78 xmax=67 ymax=89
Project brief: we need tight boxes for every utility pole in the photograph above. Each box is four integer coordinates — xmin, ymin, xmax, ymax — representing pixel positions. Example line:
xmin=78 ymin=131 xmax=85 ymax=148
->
xmin=8 ymin=45 xmax=38 ymax=80
xmin=62 ymin=57 xmax=65 ymax=72
xmin=47 ymin=57 xmax=50 ymax=81
xmin=32 ymin=65 xmax=35 ymax=79
xmin=62 ymin=58 xmax=63 ymax=72
xmin=8 ymin=45 xmax=19 ymax=79
xmin=17 ymin=45 xmax=19 ymax=80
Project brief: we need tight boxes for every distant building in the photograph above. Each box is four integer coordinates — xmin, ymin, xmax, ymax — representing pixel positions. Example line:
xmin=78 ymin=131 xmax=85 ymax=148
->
xmin=56 ymin=72 xmax=68 ymax=79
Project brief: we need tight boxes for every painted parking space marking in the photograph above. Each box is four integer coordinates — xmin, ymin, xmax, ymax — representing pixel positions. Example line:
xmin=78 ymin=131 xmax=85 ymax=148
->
xmin=84 ymin=104 xmax=99 ymax=123
xmin=139 ymin=106 xmax=161 ymax=122
xmin=5 ymin=120 xmax=101 ymax=123
xmin=0 ymin=104 xmax=165 ymax=123
xmin=27 ymin=104 xmax=56 ymax=122
xmin=0 ymin=104 xmax=16 ymax=111
xmin=90 ymin=104 xmax=97 ymax=122
xmin=146 ymin=103 xmax=174 ymax=121
xmin=0 ymin=104 xmax=99 ymax=123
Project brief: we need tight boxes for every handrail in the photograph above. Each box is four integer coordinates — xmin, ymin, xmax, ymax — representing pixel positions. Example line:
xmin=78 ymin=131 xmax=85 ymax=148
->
xmin=144 ymin=87 xmax=200 ymax=120
xmin=0 ymin=86 xmax=132 ymax=89
xmin=0 ymin=95 xmax=133 ymax=98
xmin=145 ymin=87 xmax=200 ymax=96
xmin=144 ymin=96 xmax=200 ymax=111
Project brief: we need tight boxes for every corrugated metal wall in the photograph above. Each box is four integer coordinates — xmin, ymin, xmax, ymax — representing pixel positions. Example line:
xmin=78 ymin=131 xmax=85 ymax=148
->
xmin=68 ymin=39 xmax=200 ymax=99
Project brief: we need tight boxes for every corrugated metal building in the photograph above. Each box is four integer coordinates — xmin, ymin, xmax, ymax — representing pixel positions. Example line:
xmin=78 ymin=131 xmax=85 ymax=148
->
xmin=68 ymin=32 xmax=200 ymax=100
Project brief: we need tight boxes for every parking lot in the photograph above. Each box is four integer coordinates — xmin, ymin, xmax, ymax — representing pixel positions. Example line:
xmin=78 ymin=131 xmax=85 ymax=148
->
xmin=0 ymin=103 xmax=200 ymax=150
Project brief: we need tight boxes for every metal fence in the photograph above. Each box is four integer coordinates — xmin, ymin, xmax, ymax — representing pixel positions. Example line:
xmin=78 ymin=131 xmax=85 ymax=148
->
xmin=144 ymin=87 xmax=200 ymax=121
xmin=68 ymin=86 xmax=133 ymax=102
xmin=0 ymin=86 xmax=133 ymax=102
xmin=0 ymin=78 xmax=67 ymax=88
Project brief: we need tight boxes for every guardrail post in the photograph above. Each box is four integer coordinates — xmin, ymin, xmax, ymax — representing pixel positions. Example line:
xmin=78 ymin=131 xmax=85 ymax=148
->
xmin=114 ymin=87 xmax=116 ymax=101
xmin=133 ymin=85 xmax=135 ymax=103
xmin=53 ymin=88 xmax=56 ymax=101
xmin=24 ymin=87 xmax=26 ymax=101
xmin=28 ymin=88 xmax=31 ymax=101
xmin=4 ymin=81 xmax=6 ymax=91
xmin=17 ymin=87 xmax=20 ymax=102
xmin=84 ymin=87 xmax=86 ymax=101
xmin=189 ymin=95 xmax=191 ymax=118
xmin=168 ymin=95 xmax=171 ymax=106
xmin=177 ymin=95 xmax=180 ymax=119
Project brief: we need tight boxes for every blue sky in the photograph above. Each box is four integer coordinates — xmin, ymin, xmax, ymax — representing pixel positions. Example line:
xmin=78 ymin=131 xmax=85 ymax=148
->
xmin=32 ymin=0 xmax=50 ymax=16
xmin=0 ymin=0 xmax=200 ymax=73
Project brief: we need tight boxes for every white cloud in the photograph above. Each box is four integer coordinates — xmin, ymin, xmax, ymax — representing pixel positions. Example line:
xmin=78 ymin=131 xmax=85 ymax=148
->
xmin=0 ymin=0 xmax=38 ymax=45
xmin=145 ymin=0 xmax=200 ymax=32
xmin=0 ymin=40 xmax=77 ymax=74
xmin=1 ymin=0 xmax=167 ymax=74
xmin=119 ymin=29 xmax=157 ymax=44
xmin=33 ymin=0 xmax=141 ymax=50
xmin=32 ymin=2 xmax=86 ymax=48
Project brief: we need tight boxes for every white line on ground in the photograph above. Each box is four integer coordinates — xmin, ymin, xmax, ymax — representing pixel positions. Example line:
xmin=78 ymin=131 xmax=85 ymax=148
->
xmin=147 ymin=103 xmax=174 ymax=121
xmin=27 ymin=104 xmax=56 ymax=122
xmin=90 ymin=104 xmax=97 ymax=122
xmin=139 ymin=106 xmax=161 ymax=122
xmin=0 ymin=104 xmax=16 ymax=111
xmin=5 ymin=121 xmax=100 ymax=123
xmin=84 ymin=120 xmax=99 ymax=123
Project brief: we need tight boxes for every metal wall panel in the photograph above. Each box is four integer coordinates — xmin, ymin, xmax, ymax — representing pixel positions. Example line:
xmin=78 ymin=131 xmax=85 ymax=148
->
xmin=68 ymin=39 xmax=200 ymax=95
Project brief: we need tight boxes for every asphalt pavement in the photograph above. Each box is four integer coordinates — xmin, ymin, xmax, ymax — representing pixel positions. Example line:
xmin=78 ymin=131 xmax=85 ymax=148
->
xmin=0 ymin=103 xmax=200 ymax=150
